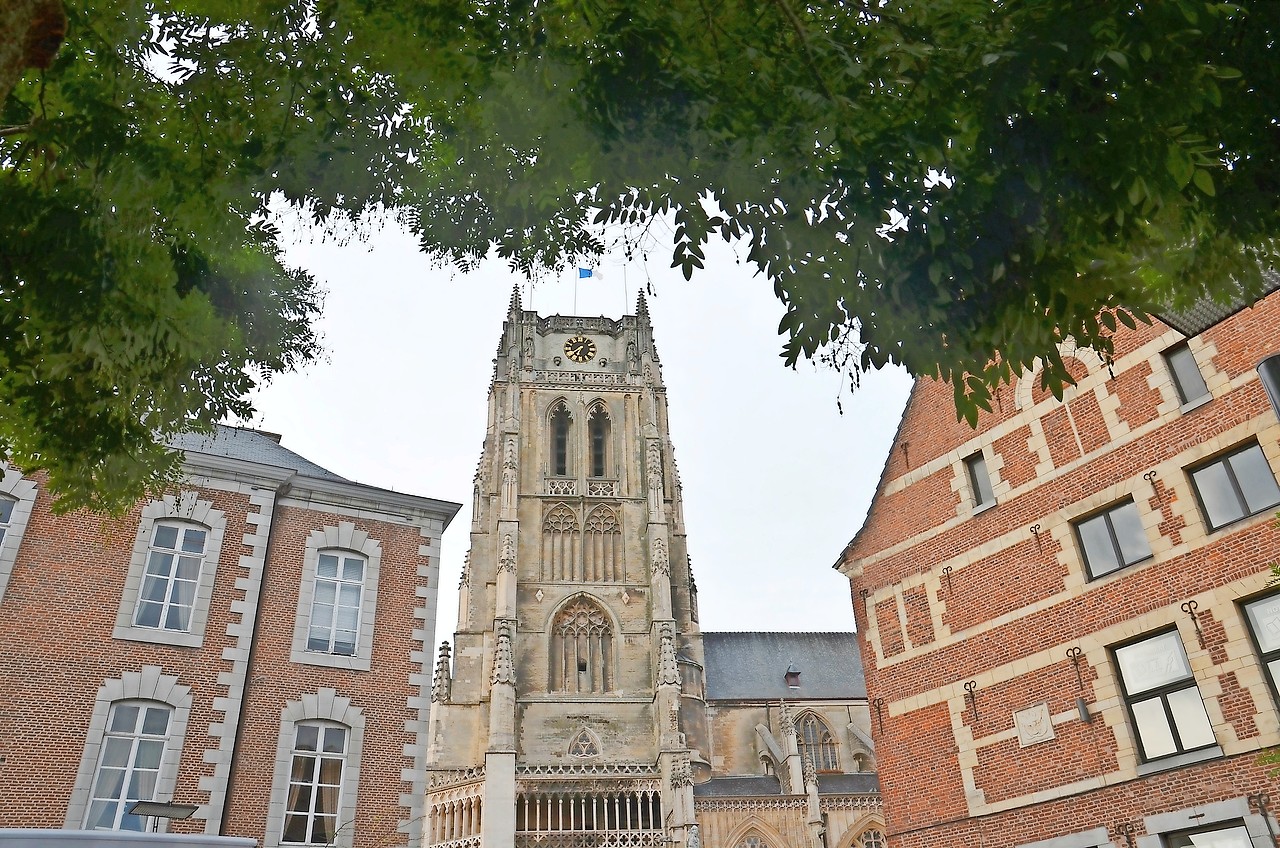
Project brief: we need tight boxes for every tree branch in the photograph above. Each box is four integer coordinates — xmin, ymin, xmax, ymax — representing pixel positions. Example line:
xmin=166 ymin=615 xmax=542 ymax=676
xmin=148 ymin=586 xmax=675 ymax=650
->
xmin=770 ymin=0 xmax=834 ymax=101
xmin=0 ymin=124 xmax=32 ymax=137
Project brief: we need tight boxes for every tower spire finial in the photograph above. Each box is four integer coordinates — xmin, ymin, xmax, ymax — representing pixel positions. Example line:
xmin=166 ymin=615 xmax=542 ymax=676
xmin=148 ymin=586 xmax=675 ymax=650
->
xmin=508 ymin=283 xmax=523 ymax=317
xmin=636 ymin=289 xmax=650 ymax=323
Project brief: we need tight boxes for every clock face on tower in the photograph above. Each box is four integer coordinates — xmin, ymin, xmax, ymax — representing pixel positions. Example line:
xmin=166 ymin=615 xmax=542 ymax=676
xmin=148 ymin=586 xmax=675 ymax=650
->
xmin=564 ymin=335 xmax=597 ymax=363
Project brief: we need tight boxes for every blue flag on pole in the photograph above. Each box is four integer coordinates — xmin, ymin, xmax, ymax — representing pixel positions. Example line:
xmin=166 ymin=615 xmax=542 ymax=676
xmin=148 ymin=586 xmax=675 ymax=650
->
xmin=578 ymin=268 xmax=593 ymax=278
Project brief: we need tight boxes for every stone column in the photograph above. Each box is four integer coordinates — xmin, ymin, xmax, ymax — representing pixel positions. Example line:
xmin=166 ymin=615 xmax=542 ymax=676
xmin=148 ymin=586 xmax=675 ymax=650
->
xmin=779 ymin=702 xmax=805 ymax=795
xmin=483 ymin=620 xmax=517 ymax=848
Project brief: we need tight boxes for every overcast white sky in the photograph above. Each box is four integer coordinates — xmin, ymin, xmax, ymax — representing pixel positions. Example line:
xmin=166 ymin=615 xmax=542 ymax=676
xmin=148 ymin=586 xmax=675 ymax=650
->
xmin=245 ymin=218 xmax=913 ymax=646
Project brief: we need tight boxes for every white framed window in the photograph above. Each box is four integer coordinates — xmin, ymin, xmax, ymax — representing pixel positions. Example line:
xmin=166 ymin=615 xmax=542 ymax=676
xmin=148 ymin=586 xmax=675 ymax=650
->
xmin=797 ymin=712 xmax=840 ymax=772
xmin=84 ymin=702 xmax=172 ymax=831
xmin=1164 ymin=822 xmax=1251 ymax=848
xmin=1187 ymin=442 xmax=1280 ymax=531
xmin=1164 ymin=342 xmax=1211 ymax=407
xmin=965 ymin=451 xmax=996 ymax=509
xmin=133 ymin=523 xmax=208 ymax=631
xmin=114 ymin=493 xmax=227 ymax=648
xmin=1241 ymin=592 xmax=1280 ymax=710
xmin=65 ymin=667 xmax=193 ymax=831
xmin=267 ymin=688 xmax=365 ymax=848
xmin=1113 ymin=630 xmax=1215 ymax=761
xmin=291 ymin=523 xmax=381 ymax=671
xmin=282 ymin=721 xmax=348 ymax=845
xmin=306 ymin=551 xmax=366 ymax=656
xmin=1074 ymin=499 xmax=1152 ymax=579
xmin=0 ymin=464 xmax=38 ymax=602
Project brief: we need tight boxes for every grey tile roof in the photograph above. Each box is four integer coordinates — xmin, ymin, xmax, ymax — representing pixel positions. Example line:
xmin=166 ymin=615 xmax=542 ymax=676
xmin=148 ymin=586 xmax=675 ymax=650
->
xmin=815 ymin=773 xmax=879 ymax=794
xmin=702 ymin=632 xmax=866 ymax=701
xmin=693 ymin=776 xmax=782 ymax=797
xmin=1155 ymin=267 xmax=1280 ymax=337
xmin=691 ymin=773 xmax=879 ymax=797
xmin=168 ymin=425 xmax=348 ymax=481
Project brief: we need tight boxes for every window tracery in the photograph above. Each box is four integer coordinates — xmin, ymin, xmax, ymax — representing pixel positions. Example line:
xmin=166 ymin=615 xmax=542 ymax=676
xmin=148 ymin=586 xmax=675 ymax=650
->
xmin=587 ymin=404 xmax=611 ymax=478
xmin=542 ymin=504 xmax=579 ymax=581
xmin=550 ymin=401 xmax=572 ymax=477
xmin=583 ymin=505 xmax=623 ymax=581
xmin=550 ymin=597 xmax=614 ymax=693
xmin=797 ymin=712 xmax=840 ymax=772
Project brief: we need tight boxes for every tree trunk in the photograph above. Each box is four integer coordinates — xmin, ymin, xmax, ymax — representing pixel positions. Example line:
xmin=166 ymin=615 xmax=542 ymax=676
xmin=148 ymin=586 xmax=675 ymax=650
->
xmin=0 ymin=0 xmax=66 ymax=105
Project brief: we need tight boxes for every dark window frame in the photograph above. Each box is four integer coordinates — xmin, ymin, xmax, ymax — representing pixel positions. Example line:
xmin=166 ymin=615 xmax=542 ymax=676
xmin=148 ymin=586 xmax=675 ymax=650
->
xmin=1241 ymin=590 xmax=1280 ymax=712
xmin=1163 ymin=342 xmax=1211 ymax=406
xmin=965 ymin=451 xmax=995 ymax=509
xmin=550 ymin=402 xmax=572 ymax=477
xmin=1111 ymin=628 xmax=1216 ymax=763
xmin=1073 ymin=498 xmax=1153 ymax=579
xmin=1187 ymin=441 xmax=1280 ymax=531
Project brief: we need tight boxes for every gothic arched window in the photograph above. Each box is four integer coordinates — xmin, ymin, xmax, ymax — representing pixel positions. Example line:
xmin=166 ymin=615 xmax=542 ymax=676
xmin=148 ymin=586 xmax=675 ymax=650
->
xmin=737 ymin=833 xmax=769 ymax=848
xmin=551 ymin=598 xmax=614 ymax=693
xmin=550 ymin=402 xmax=572 ymax=477
xmin=858 ymin=830 xmax=887 ymax=848
xmin=587 ymin=404 xmax=611 ymax=478
xmin=583 ymin=505 xmax=622 ymax=581
xmin=797 ymin=712 xmax=840 ymax=772
xmin=542 ymin=504 xmax=580 ymax=581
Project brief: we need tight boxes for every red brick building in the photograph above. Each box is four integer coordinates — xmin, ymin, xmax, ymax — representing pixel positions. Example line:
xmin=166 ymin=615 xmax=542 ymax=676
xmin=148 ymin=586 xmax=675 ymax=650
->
xmin=836 ymin=285 xmax=1280 ymax=848
xmin=0 ymin=425 xmax=459 ymax=847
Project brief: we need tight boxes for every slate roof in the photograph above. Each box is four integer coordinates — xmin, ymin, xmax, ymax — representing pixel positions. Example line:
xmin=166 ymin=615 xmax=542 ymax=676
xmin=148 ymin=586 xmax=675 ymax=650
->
xmin=692 ymin=776 xmax=782 ymax=797
xmin=702 ymin=632 xmax=865 ymax=700
xmin=1155 ymin=267 xmax=1280 ymax=337
xmin=691 ymin=773 xmax=879 ymax=797
xmin=168 ymin=425 xmax=348 ymax=482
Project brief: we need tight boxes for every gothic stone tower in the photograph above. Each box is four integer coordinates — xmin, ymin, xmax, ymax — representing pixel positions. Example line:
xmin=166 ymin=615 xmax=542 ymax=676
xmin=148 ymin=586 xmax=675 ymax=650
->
xmin=426 ymin=291 xmax=708 ymax=848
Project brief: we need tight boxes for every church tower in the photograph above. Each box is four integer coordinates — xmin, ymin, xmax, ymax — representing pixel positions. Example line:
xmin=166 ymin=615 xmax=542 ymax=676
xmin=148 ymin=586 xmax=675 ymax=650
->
xmin=426 ymin=291 xmax=709 ymax=847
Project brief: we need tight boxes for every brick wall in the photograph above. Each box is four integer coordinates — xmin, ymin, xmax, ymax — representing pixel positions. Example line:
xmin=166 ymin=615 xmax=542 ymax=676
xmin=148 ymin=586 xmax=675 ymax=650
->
xmin=839 ymin=294 xmax=1280 ymax=848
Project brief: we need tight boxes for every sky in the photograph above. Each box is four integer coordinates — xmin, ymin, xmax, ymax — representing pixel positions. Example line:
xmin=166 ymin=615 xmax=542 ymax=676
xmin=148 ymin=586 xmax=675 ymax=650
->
xmin=245 ymin=216 xmax=914 ymax=646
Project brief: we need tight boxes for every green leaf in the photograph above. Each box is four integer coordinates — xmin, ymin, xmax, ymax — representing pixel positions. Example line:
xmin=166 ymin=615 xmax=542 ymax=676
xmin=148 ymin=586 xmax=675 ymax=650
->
xmin=1193 ymin=168 xmax=1216 ymax=196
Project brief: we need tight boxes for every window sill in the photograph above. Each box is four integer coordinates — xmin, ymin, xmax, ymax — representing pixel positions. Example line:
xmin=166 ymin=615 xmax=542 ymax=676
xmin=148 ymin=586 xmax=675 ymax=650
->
xmin=973 ymin=500 xmax=997 ymax=516
xmin=1135 ymin=744 xmax=1222 ymax=776
xmin=1179 ymin=395 xmax=1212 ymax=414
xmin=290 ymin=647 xmax=372 ymax=672
xmin=113 ymin=622 xmax=204 ymax=649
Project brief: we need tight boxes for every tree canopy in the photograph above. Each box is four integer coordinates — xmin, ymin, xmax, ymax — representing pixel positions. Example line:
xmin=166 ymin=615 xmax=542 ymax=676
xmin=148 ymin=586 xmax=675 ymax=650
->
xmin=3 ymin=0 xmax=1277 ymax=510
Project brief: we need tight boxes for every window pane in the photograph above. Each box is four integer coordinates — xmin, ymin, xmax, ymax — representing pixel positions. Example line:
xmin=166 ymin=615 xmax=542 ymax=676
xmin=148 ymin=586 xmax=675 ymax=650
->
xmin=127 ymin=768 xmax=157 ymax=799
xmin=1109 ymin=502 xmax=1151 ymax=564
xmin=1167 ymin=686 xmax=1215 ymax=750
xmin=1167 ymin=824 xmax=1252 ymax=848
xmin=153 ymin=525 xmax=178 ymax=549
xmin=119 ymin=812 xmax=146 ymax=832
xmin=307 ymin=633 xmax=331 ymax=652
xmin=967 ymin=454 xmax=994 ymax=505
xmin=322 ymin=727 xmax=346 ymax=753
xmin=1229 ymin=445 xmax=1280 ymax=514
xmin=291 ymin=754 xmax=316 ymax=782
xmin=86 ymin=800 xmax=116 ymax=830
xmin=164 ymin=605 xmax=191 ymax=631
xmin=317 ymin=553 xmax=339 ymax=578
xmin=1116 ymin=631 xmax=1192 ymax=694
xmin=1130 ymin=696 xmax=1177 ymax=758
xmin=140 ymin=577 xmax=168 ymax=602
xmin=1167 ymin=345 xmax=1210 ymax=404
xmin=314 ymin=581 xmax=336 ymax=604
xmin=295 ymin=724 xmax=319 ymax=751
xmin=92 ymin=767 xmax=126 ymax=799
xmin=180 ymin=528 xmax=206 ymax=553
xmin=1190 ymin=461 xmax=1243 ymax=528
xmin=1246 ymin=594 xmax=1280 ymax=652
xmin=109 ymin=706 xmax=139 ymax=734
xmin=282 ymin=814 xmax=309 ymax=843
xmin=142 ymin=707 xmax=169 ymax=736
xmin=318 ymin=757 xmax=343 ymax=785
xmin=1077 ymin=513 xmax=1120 ymax=575
xmin=146 ymin=552 xmax=174 ymax=577
xmin=335 ymin=606 xmax=358 ymax=632
xmin=0 ymin=497 xmax=15 ymax=523
xmin=313 ymin=814 xmax=337 ymax=843
xmin=134 ymin=602 xmax=162 ymax=628
xmin=338 ymin=584 xmax=361 ymax=608
xmin=175 ymin=554 xmax=202 ymax=581
xmin=134 ymin=739 xmax=164 ymax=769
xmin=342 ymin=557 xmax=364 ymax=581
